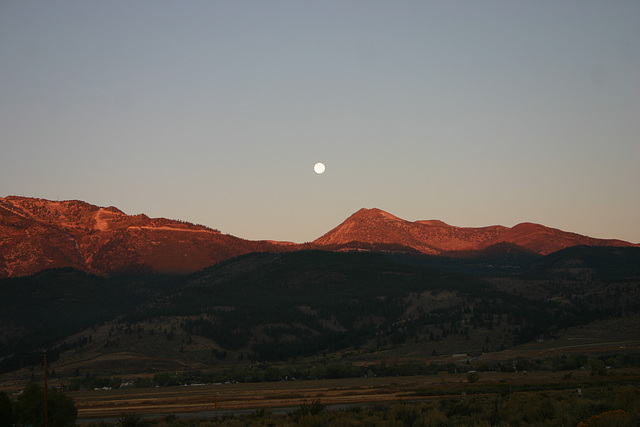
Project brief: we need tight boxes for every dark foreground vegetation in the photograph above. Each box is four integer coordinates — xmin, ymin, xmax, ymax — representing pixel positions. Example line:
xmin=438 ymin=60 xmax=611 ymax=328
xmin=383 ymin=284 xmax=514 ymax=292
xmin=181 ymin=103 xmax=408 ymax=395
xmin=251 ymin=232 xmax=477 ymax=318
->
xmin=0 ymin=383 xmax=77 ymax=427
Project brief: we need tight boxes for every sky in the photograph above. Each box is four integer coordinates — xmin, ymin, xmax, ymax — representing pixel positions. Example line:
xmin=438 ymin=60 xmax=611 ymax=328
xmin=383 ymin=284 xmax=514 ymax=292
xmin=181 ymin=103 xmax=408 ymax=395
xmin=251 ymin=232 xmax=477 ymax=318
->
xmin=1 ymin=1 xmax=639 ymax=244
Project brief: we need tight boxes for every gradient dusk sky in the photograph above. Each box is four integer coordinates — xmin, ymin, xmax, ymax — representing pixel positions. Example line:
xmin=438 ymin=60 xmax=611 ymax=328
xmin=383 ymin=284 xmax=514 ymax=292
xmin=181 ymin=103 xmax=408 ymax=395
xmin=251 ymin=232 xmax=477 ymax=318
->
xmin=1 ymin=1 xmax=639 ymax=243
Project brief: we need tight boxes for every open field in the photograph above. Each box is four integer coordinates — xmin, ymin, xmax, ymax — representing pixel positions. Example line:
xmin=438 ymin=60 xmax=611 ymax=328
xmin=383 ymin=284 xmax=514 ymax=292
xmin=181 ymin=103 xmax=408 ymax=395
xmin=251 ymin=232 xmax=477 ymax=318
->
xmin=69 ymin=368 xmax=640 ymax=422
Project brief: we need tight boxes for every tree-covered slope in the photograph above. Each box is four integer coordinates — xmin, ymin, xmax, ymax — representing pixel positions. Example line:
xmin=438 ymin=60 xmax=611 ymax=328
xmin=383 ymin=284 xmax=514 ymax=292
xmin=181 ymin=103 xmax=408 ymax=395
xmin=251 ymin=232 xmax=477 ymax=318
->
xmin=1 ymin=248 xmax=639 ymax=375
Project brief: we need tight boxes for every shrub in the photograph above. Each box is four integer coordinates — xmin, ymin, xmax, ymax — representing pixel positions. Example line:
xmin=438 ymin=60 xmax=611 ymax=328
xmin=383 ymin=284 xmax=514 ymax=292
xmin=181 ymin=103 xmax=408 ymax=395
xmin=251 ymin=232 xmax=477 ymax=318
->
xmin=467 ymin=371 xmax=480 ymax=383
xmin=14 ymin=383 xmax=77 ymax=427
xmin=117 ymin=413 xmax=147 ymax=427
xmin=577 ymin=409 xmax=638 ymax=427
xmin=0 ymin=391 xmax=13 ymax=427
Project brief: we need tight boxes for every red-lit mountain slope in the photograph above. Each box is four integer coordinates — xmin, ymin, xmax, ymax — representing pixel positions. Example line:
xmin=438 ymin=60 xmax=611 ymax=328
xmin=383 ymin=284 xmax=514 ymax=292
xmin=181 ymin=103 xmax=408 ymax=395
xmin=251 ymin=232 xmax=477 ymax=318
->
xmin=313 ymin=208 xmax=637 ymax=256
xmin=0 ymin=196 xmax=292 ymax=277
xmin=2 ymin=198 xmax=637 ymax=278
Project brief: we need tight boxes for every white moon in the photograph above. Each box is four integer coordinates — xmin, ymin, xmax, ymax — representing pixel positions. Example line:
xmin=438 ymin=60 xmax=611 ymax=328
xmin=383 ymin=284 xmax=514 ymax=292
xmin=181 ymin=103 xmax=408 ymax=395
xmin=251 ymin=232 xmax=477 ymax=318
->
xmin=314 ymin=162 xmax=325 ymax=174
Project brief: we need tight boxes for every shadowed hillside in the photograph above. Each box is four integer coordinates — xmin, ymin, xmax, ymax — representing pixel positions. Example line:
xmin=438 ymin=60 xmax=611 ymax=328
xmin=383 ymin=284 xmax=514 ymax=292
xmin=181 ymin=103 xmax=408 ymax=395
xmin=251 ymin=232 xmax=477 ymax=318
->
xmin=2 ymin=248 xmax=639 ymax=379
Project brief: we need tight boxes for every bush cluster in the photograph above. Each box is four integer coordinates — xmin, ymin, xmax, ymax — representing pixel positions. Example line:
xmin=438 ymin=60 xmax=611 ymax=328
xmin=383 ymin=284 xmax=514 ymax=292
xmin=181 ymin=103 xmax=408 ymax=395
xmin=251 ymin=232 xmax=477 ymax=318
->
xmin=0 ymin=383 xmax=77 ymax=427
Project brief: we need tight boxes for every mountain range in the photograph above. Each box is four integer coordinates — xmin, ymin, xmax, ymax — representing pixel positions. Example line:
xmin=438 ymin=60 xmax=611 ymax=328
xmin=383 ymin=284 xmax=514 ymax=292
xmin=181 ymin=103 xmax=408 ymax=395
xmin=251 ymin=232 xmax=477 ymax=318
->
xmin=2 ymin=195 xmax=640 ymax=380
xmin=1 ymin=195 xmax=637 ymax=278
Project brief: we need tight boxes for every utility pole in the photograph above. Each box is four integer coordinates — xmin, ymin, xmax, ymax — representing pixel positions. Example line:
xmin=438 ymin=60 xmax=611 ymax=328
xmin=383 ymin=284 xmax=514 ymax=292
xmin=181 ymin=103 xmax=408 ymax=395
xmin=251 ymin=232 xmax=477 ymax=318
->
xmin=44 ymin=352 xmax=48 ymax=427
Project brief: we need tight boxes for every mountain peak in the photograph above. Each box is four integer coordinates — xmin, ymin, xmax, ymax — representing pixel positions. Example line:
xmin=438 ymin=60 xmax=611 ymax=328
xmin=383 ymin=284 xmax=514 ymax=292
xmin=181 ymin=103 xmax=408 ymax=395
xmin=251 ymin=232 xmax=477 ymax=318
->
xmin=349 ymin=208 xmax=403 ymax=221
xmin=313 ymin=208 xmax=639 ymax=256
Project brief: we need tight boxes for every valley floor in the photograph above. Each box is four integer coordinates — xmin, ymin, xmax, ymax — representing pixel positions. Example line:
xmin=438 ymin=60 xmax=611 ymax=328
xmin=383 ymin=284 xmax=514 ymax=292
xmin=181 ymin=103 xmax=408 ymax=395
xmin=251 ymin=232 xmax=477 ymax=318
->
xmin=70 ymin=368 xmax=640 ymax=422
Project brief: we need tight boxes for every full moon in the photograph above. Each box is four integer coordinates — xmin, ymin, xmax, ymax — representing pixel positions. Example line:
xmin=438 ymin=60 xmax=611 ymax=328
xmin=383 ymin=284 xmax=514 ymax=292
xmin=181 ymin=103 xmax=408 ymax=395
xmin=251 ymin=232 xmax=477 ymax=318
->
xmin=314 ymin=162 xmax=325 ymax=174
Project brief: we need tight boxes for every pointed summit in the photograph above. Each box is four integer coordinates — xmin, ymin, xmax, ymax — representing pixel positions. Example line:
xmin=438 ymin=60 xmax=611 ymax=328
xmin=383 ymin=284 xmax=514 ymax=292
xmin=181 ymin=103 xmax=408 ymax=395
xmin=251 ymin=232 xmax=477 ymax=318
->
xmin=313 ymin=208 xmax=440 ymax=253
xmin=313 ymin=208 xmax=638 ymax=256
xmin=348 ymin=208 xmax=403 ymax=221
